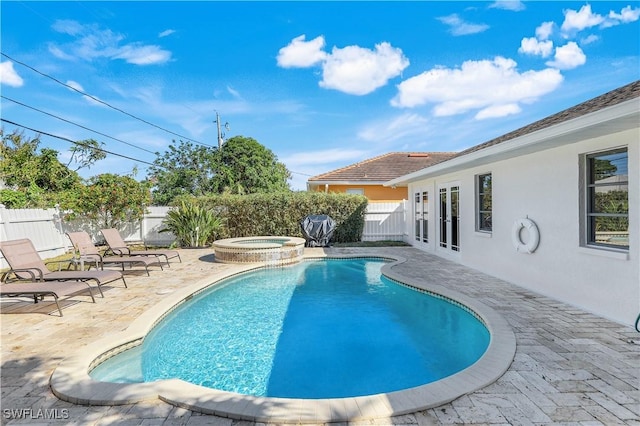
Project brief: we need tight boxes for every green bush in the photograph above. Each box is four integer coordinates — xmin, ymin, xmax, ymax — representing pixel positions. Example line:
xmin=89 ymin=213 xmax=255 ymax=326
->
xmin=160 ymin=201 xmax=225 ymax=247
xmin=173 ymin=192 xmax=368 ymax=243
xmin=0 ymin=189 xmax=27 ymax=208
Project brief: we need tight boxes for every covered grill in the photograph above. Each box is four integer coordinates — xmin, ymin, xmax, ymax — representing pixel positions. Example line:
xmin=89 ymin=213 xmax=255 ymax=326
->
xmin=300 ymin=215 xmax=336 ymax=247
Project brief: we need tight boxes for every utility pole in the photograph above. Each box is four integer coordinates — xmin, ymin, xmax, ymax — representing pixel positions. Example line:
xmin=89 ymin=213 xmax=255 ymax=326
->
xmin=214 ymin=111 xmax=230 ymax=149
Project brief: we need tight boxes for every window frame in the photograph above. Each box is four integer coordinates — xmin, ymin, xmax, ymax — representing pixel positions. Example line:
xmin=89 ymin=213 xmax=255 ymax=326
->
xmin=475 ymin=172 xmax=492 ymax=233
xmin=582 ymin=147 xmax=629 ymax=251
xmin=345 ymin=188 xmax=364 ymax=195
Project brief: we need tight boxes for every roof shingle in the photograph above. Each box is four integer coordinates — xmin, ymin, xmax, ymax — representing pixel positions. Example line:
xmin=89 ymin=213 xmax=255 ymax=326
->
xmin=308 ymin=152 xmax=457 ymax=182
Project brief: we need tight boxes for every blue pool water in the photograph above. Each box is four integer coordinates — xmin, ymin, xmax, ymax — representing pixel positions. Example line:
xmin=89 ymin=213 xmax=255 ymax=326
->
xmin=91 ymin=258 xmax=490 ymax=398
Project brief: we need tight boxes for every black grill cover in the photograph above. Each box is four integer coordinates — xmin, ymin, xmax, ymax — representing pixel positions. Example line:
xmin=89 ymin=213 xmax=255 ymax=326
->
xmin=300 ymin=215 xmax=336 ymax=247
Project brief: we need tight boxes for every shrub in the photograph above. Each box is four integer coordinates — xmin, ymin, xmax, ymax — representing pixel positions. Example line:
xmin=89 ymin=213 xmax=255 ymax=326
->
xmin=174 ymin=192 xmax=368 ymax=243
xmin=160 ymin=201 xmax=225 ymax=247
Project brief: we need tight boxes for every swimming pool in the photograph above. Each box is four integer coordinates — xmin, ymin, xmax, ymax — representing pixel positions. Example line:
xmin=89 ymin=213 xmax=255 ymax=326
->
xmin=51 ymin=253 xmax=516 ymax=423
xmin=90 ymin=259 xmax=490 ymax=398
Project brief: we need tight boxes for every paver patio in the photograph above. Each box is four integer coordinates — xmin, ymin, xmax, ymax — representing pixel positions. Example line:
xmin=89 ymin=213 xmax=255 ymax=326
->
xmin=1 ymin=246 xmax=638 ymax=425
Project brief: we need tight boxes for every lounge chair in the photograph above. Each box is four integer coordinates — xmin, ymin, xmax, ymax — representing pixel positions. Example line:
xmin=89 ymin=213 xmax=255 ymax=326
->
xmin=0 ymin=280 xmax=96 ymax=316
xmin=0 ymin=238 xmax=127 ymax=297
xmin=66 ymin=231 xmax=164 ymax=276
xmin=100 ymin=228 xmax=181 ymax=267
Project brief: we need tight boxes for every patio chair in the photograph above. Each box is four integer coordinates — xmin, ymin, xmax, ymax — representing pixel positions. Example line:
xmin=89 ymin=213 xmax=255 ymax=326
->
xmin=0 ymin=280 xmax=96 ymax=316
xmin=66 ymin=231 xmax=164 ymax=276
xmin=100 ymin=228 xmax=181 ymax=267
xmin=0 ymin=238 xmax=127 ymax=298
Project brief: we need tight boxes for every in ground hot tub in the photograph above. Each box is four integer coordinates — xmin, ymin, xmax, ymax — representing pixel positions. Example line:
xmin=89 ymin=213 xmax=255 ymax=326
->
xmin=213 ymin=236 xmax=306 ymax=265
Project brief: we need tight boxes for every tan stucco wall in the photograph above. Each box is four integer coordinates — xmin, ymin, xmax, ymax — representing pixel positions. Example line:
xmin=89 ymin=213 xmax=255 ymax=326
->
xmin=310 ymin=184 xmax=407 ymax=201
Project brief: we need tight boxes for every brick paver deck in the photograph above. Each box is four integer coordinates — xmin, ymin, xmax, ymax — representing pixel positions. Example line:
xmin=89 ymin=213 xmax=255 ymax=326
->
xmin=1 ymin=247 xmax=638 ymax=425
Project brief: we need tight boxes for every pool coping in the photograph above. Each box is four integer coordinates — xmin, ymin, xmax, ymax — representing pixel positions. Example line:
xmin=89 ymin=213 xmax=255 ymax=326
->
xmin=50 ymin=252 xmax=516 ymax=423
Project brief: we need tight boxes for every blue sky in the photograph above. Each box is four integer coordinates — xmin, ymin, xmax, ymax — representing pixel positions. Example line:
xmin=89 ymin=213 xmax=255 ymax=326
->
xmin=1 ymin=1 xmax=639 ymax=191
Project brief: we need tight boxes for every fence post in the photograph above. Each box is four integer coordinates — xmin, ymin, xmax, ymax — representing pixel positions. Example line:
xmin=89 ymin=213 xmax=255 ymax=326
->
xmin=0 ymin=203 xmax=6 ymax=242
xmin=53 ymin=204 xmax=68 ymax=251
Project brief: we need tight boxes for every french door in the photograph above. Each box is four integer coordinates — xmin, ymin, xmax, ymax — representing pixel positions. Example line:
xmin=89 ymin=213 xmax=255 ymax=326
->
xmin=414 ymin=190 xmax=429 ymax=244
xmin=438 ymin=183 xmax=460 ymax=252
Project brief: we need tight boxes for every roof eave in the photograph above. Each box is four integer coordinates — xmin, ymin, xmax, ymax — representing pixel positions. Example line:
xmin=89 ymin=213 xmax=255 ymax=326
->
xmin=386 ymin=98 xmax=639 ymax=187
xmin=307 ymin=180 xmax=392 ymax=186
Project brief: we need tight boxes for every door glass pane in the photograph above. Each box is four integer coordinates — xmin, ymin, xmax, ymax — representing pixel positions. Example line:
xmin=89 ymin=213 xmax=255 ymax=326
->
xmin=422 ymin=191 xmax=428 ymax=243
xmin=451 ymin=186 xmax=459 ymax=252
xmin=439 ymin=188 xmax=447 ymax=248
xmin=414 ymin=193 xmax=420 ymax=241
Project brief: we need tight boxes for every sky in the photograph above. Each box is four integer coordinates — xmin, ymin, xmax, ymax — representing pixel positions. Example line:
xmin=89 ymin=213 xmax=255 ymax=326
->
xmin=1 ymin=1 xmax=639 ymax=191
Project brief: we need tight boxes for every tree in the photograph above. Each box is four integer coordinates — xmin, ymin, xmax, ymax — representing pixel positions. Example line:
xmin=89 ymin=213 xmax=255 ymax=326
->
xmin=67 ymin=139 xmax=107 ymax=171
xmin=1 ymin=129 xmax=83 ymax=207
xmin=211 ymin=136 xmax=290 ymax=195
xmin=68 ymin=173 xmax=151 ymax=229
xmin=147 ymin=140 xmax=218 ymax=205
xmin=147 ymin=136 xmax=291 ymax=204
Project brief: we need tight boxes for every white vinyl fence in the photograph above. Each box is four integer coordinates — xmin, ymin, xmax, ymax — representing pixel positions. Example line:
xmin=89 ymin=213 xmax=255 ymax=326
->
xmin=362 ymin=201 xmax=407 ymax=242
xmin=0 ymin=205 xmax=175 ymax=269
xmin=0 ymin=202 xmax=407 ymax=268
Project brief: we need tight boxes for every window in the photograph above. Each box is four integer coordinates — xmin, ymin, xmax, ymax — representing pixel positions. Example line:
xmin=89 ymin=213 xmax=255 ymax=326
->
xmin=345 ymin=188 xmax=364 ymax=195
xmin=585 ymin=148 xmax=628 ymax=249
xmin=476 ymin=173 xmax=492 ymax=232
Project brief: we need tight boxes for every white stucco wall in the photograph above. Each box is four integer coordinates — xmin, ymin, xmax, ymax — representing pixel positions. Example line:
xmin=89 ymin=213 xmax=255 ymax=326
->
xmin=407 ymin=129 xmax=639 ymax=326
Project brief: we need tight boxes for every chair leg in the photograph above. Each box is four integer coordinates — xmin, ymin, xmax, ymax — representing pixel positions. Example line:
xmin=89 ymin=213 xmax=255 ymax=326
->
xmin=53 ymin=295 xmax=63 ymax=316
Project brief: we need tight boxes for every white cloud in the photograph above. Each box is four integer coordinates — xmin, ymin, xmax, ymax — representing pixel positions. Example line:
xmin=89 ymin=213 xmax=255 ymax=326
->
xmin=49 ymin=19 xmax=171 ymax=66
xmin=581 ymin=34 xmax=600 ymax=45
xmin=561 ymin=4 xmax=604 ymax=35
xmin=66 ymin=80 xmax=84 ymax=92
xmin=519 ymin=37 xmax=553 ymax=57
xmin=546 ymin=42 xmax=586 ymax=70
xmin=475 ymin=103 xmax=521 ymax=120
xmin=604 ymin=5 xmax=640 ymax=27
xmin=276 ymin=35 xmax=327 ymax=68
xmin=114 ymin=44 xmax=172 ymax=65
xmin=319 ymin=42 xmax=409 ymax=95
xmin=277 ymin=36 xmax=408 ymax=96
xmin=489 ymin=1 xmax=525 ymax=12
xmin=51 ymin=19 xmax=86 ymax=36
xmin=226 ymin=86 xmax=243 ymax=101
xmin=535 ymin=21 xmax=555 ymax=40
xmin=66 ymin=80 xmax=105 ymax=106
xmin=158 ymin=29 xmax=176 ymax=38
xmin=391 ymin=56 xmax=564 ymax=120
xmin=0 ymin=61 xmax=24 ymax=87
xmin=437 ymin=14 xmax=490 ymax=36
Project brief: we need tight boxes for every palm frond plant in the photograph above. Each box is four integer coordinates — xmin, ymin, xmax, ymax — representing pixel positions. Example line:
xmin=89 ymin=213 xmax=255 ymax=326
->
xmin=159 ymin=201 xmax=225 ymax=248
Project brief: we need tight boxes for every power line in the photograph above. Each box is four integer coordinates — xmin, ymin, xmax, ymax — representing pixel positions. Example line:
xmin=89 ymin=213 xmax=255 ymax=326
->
xmin=1 ymin=118 xmax=158 ymax=167
xmin=1 ymin=51 xmax=216 ymax=148
xmin=1 ymin=95 xmax=158 ymax=155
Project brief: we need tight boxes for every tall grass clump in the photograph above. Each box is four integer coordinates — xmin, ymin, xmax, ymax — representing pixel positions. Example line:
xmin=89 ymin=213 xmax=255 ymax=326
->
xmin=160 ymin=201 xmax=225 ymax=247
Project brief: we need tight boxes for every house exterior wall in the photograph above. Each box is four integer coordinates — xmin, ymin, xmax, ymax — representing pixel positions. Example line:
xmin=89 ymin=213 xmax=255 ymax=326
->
xmin=406 ymin=129 xmax=638 ymax=326
xmin=311 ymin=184 xmax=408 ymax=201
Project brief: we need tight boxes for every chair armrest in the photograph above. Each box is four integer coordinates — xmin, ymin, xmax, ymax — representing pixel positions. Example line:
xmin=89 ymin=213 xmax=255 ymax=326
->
xmin=1 ymin=268 xmax=41 ymax=282
xmin=45 ymin=258 xmax=74 ymax=272
xmin=106 ymin=246 xmax=131 ymax=256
